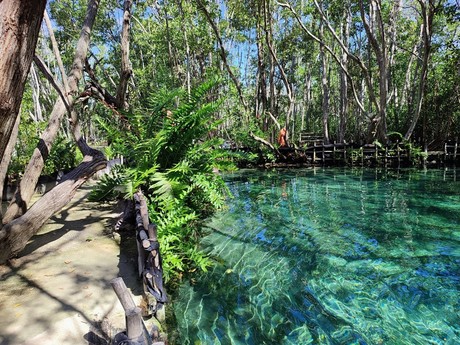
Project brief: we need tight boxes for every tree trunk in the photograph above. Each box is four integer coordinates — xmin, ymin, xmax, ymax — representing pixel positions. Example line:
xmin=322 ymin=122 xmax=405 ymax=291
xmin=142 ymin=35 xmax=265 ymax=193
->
xmin=265 ymin=0 xmax=276 ymax=130
xmin=0 ymin=147 xmax=106 ymax=263
xmin=359 ymin=0 xmax=389 ymax=143
xmin=3 ymin=0 xmax=101 ymax=224
xmin=0 ymin=115 xmax=20 ymax=219
xmin=338 ymin=7 xmax=350 ymax=143
xmin=115 ymin=0 xmax=133 ymax=110
xmin=404 ymin=0 xmax=437 ymax=141
xmin=256 ymin=10 xmax=268 ymax=131
xmin=0 ymin=0 xmax=47 ymax=160
xmin=319 ymin=15 xmax=330 ymax=144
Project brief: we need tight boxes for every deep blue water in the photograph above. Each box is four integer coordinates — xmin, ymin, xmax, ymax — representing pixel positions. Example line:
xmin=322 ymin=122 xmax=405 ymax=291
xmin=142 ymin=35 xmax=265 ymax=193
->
xmin=173 ymin=168 xmax=460 ymax=345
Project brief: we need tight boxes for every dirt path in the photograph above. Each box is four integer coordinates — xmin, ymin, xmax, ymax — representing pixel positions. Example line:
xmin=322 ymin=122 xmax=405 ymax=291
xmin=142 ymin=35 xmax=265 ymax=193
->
xmin=0 ymin=184 xmax=143 ymax=345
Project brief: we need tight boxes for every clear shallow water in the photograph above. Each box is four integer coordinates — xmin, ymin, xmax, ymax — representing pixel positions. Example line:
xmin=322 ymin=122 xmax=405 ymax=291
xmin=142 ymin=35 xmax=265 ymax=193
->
xmin=173 ymin=168 xmax=460 ymax=345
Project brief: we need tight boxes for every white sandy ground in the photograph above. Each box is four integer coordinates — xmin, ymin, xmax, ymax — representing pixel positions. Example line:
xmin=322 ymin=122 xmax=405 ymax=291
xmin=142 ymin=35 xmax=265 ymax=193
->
xmin=0 ymin=184 xmax=150 ymax=345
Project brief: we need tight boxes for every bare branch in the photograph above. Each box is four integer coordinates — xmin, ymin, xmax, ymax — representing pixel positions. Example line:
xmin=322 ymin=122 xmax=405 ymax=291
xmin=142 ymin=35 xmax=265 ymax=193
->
xmin=33 ymin=55 xmax=71 ymax=115
xmin=195 ymin=0 xmax=248 ymax=111
xmin=276 ymin=1 xmax=366 ymax=112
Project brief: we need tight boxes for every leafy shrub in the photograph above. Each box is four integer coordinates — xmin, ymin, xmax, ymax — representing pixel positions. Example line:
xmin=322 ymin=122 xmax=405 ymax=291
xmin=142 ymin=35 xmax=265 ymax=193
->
xmin=91 ymin=79 xmax=236 ymax=282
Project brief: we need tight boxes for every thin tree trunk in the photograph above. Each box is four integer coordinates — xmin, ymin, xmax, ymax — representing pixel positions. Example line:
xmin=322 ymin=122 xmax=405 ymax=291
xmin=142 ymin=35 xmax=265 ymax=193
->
xmin=29 ymin=64 xmax=44 ymax=122
xmin=115 ymin=0 xmax=133 ymax=110
xmin=338 ymin=7 xmax=350 ymax=143
xmin=319 ymin=15 xmax=330 ymax=144
xmin=359 ymin=0 xmax=388 ymax=143
xmin=401 ymin=26 xmax=422 ymax=110
xmin=0 ymin=0 xmax=47 ymax=159
xmin=3 ymin=0 xmax=101 ymax=223
xmin=278 ymin=1 xmax=366 ymax=115
xmin=44 ymin=10 xmax=70 ymax=96
xmin=0 ymin=115 xmax=20 ymax=220
xmin=265 ymin=3 xmax=294 ymax=140
xmin=265 ymin=0 xmax=276 ymax=133
xmin=196 ymin=0 xmax=247 ymax=111
xmin=256 ymin=9 xmax=268 ymax=131
xmin=179 ymin=1 xmax=191 ymax=96
xmin=404 ymin=0 xmax=437 ymax=141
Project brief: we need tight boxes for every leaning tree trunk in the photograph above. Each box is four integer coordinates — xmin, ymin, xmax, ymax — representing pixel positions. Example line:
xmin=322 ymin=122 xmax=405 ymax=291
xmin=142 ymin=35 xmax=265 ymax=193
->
xmin=0 ymin=0 xmax=47 ymax=161
xmin=2 ymin=0 xmax=100 ymax=224
xmin=0 ymin=146 xmax=106 ymax=263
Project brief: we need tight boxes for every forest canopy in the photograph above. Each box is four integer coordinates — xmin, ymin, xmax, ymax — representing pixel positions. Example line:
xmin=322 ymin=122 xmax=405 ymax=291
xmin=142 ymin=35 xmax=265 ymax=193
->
xmin=12 ymin=0 xmax=460 ymax=154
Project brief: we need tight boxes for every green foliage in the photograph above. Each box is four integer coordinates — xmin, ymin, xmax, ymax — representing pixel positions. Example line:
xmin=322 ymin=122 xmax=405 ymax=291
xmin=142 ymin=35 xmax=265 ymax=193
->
xmin=8 ymin=116 xmax=43 ymax=177
xmin=44 ymin=136 xmax=78 ymax=175
xmin=8 ymin=112 xmax=77 ymax=177
xmin=88 ymin=166 xmax=128 ymax=202
xmin=92 ymin=79 xmax=236 ymax=282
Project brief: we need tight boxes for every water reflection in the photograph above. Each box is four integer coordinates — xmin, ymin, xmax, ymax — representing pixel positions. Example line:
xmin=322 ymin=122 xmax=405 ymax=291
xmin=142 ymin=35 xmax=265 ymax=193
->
xmin=174 ymin=168 xmax=460 ymax=345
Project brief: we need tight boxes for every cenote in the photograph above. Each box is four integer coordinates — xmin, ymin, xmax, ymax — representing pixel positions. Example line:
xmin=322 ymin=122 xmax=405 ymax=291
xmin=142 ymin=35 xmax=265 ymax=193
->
xmin=173 ymin=168 xmax=460 ymax=345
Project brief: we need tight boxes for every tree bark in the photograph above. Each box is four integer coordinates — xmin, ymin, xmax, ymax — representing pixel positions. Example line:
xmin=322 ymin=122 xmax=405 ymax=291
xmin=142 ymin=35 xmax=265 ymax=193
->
xmin=3 ymin=0 xmax=101 ymax=224
xmin=0 ymin=0 xmax=47 ymax=160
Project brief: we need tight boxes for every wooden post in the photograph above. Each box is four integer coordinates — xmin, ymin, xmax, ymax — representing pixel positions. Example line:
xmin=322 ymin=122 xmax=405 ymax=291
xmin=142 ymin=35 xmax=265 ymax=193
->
xmin=322 ymin=144 xmax=325 ymax=165
xmin=444 ymin=142 xmax=448 ymax=164
xmin=111 ymin=277 xmax=137 ymax=311
xmin=111 ymin=277 xmax=152 ymax=345
xmin=313 ymin=143 xmax=317 ymax=163
xmin=333 ymin=142 xmax=336 ymax=164
xmin=454 ymin=141 xmax=458 ymax=163
xmin=384 ymin=146 xmax=388 ymax=167
xmin=126 ymin=307 xmax=143 ymax=341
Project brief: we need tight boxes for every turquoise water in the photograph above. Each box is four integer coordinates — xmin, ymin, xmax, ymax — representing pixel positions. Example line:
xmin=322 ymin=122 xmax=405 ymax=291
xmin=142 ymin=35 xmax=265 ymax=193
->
xmin=173 ymin=168 xmax=460 ymax=345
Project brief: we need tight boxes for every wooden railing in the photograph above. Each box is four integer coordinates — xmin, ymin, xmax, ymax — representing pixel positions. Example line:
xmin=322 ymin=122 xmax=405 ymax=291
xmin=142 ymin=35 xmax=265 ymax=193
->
xmin=133 ymin=191 xmax=167 ymax=317
xmin=110 ymin=191 xmax=167 ymax=345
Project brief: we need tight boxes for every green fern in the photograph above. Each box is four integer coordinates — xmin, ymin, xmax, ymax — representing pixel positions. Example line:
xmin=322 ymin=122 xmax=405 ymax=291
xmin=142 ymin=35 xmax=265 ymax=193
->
xmin=93 ymin=78 xmax=236 ymax=282
xmin=88 ymin=166 xmax=128 ymax=201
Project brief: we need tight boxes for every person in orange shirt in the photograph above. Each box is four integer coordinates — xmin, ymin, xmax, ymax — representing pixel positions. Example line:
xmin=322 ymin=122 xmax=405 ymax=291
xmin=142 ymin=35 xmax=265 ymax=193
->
xmin=277 ymin=127 xmax=287 ymax=147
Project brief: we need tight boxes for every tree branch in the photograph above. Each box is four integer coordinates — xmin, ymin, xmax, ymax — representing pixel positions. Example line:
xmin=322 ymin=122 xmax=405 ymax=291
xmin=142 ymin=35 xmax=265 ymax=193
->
xmin=195 ymin=0 xmax=248 ymax=111
xmin=277 ymin=1 xmax=366 ymax=113
xmin=33 ymin=55 xmax=71 ymax=115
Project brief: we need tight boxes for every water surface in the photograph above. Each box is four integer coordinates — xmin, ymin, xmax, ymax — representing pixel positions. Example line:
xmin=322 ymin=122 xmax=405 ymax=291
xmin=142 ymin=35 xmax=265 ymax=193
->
xmin=174 ymin=168 xmax=460 ymax=344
